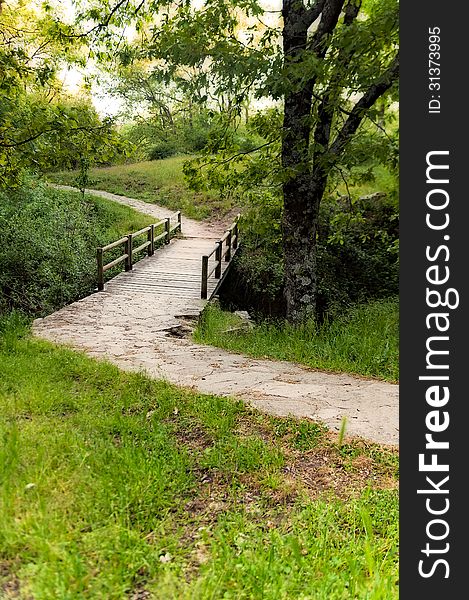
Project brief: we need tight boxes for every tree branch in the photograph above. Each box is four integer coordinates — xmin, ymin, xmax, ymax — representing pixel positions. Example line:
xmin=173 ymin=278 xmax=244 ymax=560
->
xmin=311 ymin=0 xmax=361 ymax=169
xmin=313 ymin=0 xmax=361 ymax=159
xmin=199 ymin=139 xmax=280 ymax=170
xmin=309 ymin=0 xmax=346 ymax=57
xmin=62 ymin=0 xmax=133 ymax=39
xmin=304 ymin=0 xmax=327 ymax=28
xmin=328 ymin=53 xmax=399 ymax=159
xmin=1 ymin=123 xmax=111 ymax=148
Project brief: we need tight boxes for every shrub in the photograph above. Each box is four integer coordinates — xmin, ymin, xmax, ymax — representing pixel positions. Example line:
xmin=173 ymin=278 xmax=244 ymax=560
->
xmin=182 ymin=122 xmax=211 ymax=152
xmin=148 ymin=139 xmax=179 ymax=160
xmin=0 ymin=181 xmax=151 ymax=316
xmin=220 ymin=190 xmax=399 ymax=320
xmin=0 ymin=183 xmax=99 ymax=315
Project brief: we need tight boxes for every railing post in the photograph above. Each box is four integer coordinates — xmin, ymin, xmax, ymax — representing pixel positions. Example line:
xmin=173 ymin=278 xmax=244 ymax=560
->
xmin=125 ymin=234 xmax=133 ymax=271
xmin=233 ymin=222 xmax=239 ymax=250
xmin=177 ymin=211 xmax=182 ymax=233
xmin=215 ymin=241 xmax=222 ymax=278
xmin=201 ymin=255 xmax=208 ymax=299
xmin=225 ymin=230 xmax=231 ymax=262
xmin=165 ymin=218 xmax=171 ymax=244
xmin=97 ymin=247 xmax=104 ymax=291
xmin=148 ymin=225 xmax=154 ymax=256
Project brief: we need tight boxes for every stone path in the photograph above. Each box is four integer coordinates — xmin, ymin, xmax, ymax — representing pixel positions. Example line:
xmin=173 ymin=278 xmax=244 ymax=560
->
xmin=34 ymin=186 xmax=399 ymax=446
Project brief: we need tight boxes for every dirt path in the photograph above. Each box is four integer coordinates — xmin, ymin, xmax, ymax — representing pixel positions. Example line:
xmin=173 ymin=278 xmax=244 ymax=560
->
xmin=35 ymin=186 xmax=399 ymax=446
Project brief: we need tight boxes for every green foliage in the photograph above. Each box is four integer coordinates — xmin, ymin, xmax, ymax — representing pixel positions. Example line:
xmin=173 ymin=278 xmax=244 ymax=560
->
xmin=222 ymin=169 xmax=398 ymax=319
xmin=2 ymin=90 xmax=128 ymax=186
xmin=315 ymin=191 xmax=399 ymax=315
xmin=195 ymin=298 xmax=399 ymax=382
xmin=61 ymin=0 xmax=399 ymax=321
xmin=0 ymin=323 xmax=398 ymax=598
xmin=39 ymin=100 xmax=129 ymax=173
xmin=148 ymin=139 xmax=179 ymax=160
xmin=0 ymin=1 xmax=128 ymax=187
xmin=0 ymin=182 xmax=153 ymax=316
xmin=119 ymin=106 xmax=264 ymax=164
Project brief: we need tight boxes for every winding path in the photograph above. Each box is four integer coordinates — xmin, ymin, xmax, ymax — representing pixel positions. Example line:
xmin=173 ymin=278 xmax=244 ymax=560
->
xmin=33 ymin=186 xmax=399 ymax=446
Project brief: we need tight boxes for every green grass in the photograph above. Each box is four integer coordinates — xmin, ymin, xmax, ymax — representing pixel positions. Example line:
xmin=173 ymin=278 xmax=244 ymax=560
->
xmin=0 ymin=314 xmax=398 ymax=598
xmin=48 ymin=157 xmax=234 ymax=220
xmin=194 ymin=299 xmax=399 ymax=382
xmin=82 ymin=190 xmax=155 ymax=238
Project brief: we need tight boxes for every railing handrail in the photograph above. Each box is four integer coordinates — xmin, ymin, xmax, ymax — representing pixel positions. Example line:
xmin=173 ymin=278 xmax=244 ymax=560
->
xmin=97 ymin=211 xmax=182 ymax=291
xmin=101 ymin=236 xmax=129 ymax=252
xmin=201 ymin=214 xmax=240 ymax=299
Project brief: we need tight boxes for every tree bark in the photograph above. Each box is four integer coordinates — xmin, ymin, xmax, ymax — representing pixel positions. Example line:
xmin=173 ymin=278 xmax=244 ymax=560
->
xmin=282 ymin=172 xmax=327 ymax=323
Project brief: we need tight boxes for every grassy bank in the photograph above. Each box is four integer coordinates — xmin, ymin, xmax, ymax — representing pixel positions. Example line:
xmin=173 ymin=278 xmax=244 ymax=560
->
xmin=47 ymin=157 xmax=233 ymax=221
xmin=0 ymin=315 xmax=398 ymax=598
xmin=195 ymin=299 xmax=399 ymax=382
xmin=0 ymin=183 xmax=153 ymax=316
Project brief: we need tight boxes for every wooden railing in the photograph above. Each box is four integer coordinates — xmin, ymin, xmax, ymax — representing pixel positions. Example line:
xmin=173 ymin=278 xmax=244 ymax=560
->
xmin=201 ymin=215 xmax=240 ymax=299
xmin=97 ymin=211 xmax=181 ymax=291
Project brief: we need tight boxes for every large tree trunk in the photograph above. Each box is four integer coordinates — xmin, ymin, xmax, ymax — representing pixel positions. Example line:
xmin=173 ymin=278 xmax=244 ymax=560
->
xmin=281 ymin=1 xmax=319 ymax=323
xmin=281 ymin=0 xmax=344 ymax=322
xmin=282 ymin=175 xmax=326 ymax=323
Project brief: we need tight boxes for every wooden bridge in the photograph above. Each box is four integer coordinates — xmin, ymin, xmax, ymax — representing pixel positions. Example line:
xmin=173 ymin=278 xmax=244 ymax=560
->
xmin=96 ymin=210 xmax=239 ymax=303
xmin=34 ymin=186 xmax=243 ymax=356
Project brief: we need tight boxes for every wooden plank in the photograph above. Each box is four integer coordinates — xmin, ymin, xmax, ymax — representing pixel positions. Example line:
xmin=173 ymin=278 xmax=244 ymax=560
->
xmin=165 ymin=218 xmax=170 ymax=244
xmin=97 ymin=248 xmax=104 ymax=291
xmin=116 ymin=282 xmax=202 ymax=291
xmin=215 ymin=242 xmax=222 ymax=278
xmin=133 ymin=225 xmax=151 ymax=238
xmin=130 ymin=275 xmax=203 ymax=281
xmin=125 ymin=234 xmax=133 ymax=271
xmin=102 ymin=237 xmax=128 ymax=252
xmin=154 ymin=231 xmax=168 ymax=243
xmin=133 ymin=240 xmax=151 ymax=255
xmin=103 ymin=254 xmax=128 ymax=272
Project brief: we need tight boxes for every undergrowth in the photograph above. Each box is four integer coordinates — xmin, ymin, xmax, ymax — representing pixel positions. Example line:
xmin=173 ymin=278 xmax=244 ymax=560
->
xmin=0 ymin=181 xmax=153 ymax=316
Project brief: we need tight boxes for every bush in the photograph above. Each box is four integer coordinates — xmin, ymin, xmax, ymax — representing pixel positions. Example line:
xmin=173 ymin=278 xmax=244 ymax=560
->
xmin=220 ymin=190 xmax=398 ymax=320
xmin=311 ymin=192 xmax=397 ymax=316
xmin=0 ymin=181 xmax=151 ymax=316
xmin=122 ymin=112 xmax=264 ymax=163
xmin=182 ymin=122 xmax=211 ymax=152
xmin=148 ymin=139 xmax=179 ymax=160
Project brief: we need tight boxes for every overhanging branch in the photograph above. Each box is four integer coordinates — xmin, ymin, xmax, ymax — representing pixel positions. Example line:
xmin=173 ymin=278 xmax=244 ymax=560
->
xmin=1 ymin=123 xmax=112 ymax=149
xmin=328 ymin=53 xmax=399 ymax=159
xmin=198 ymin=138 xmax=280 ymax=170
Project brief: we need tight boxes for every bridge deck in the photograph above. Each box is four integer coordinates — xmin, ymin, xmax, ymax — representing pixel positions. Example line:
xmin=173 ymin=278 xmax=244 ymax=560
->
xmin=34 ymin=232 xmax=230 ymax=345
xmin=110 ymin=237 xmax=229 ymax=301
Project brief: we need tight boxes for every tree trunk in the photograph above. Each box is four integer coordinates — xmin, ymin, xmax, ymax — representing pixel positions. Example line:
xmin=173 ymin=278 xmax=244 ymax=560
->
xmin=281 ymin=0 xmax=319 ymax=323
xmin=280 ymin=0 xmax=397 ymax=322
xmin=282 ymin=171 xmax=327 ymax=323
